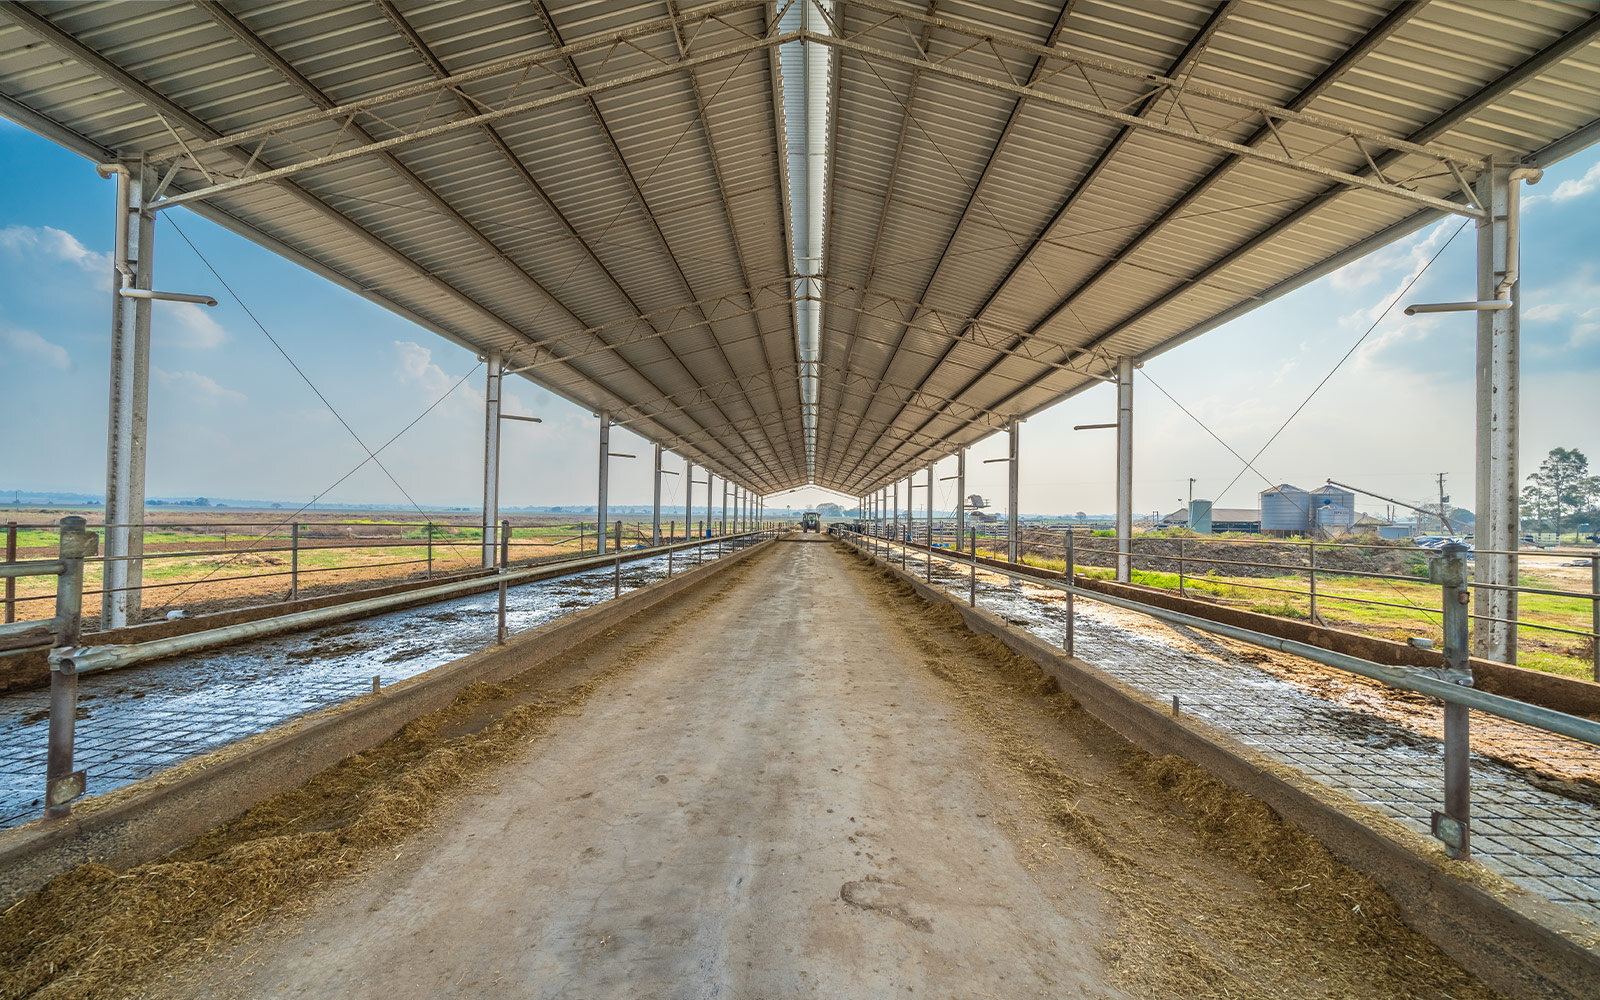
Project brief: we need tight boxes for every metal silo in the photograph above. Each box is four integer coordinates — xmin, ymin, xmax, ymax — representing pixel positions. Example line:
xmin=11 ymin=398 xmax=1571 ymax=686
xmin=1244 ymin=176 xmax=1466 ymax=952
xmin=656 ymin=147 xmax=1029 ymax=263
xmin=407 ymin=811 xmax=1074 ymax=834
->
xmin=1310 ymin=484 xmax=1355 ymax=532
xmin=1189 ymin=500 xmax=1213 ymax=535
xmin=1259 ymin=484 xmax=1311 ymax=535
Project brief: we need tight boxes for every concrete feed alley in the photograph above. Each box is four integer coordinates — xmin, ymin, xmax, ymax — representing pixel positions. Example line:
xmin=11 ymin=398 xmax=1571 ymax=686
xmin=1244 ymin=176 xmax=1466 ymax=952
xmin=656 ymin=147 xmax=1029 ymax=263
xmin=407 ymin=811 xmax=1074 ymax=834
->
xmin=150 ymin=539 xmax=1490 ymax=1000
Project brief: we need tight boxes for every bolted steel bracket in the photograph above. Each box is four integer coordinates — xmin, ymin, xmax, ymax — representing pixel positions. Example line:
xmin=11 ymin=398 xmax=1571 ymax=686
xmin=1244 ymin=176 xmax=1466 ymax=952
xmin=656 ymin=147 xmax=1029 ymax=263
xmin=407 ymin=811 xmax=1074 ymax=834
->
xmin=1431 ymin=810 xmax=1470 ymax=859
xmin=46 ymin=770 xmax=86 ymax=811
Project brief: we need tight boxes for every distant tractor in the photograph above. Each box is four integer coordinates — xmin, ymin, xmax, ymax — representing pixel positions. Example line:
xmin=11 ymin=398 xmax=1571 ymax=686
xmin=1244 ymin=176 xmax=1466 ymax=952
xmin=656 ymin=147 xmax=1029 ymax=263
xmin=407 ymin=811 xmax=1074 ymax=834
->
xmin=801 ymin=511 xmax=821 ymax=533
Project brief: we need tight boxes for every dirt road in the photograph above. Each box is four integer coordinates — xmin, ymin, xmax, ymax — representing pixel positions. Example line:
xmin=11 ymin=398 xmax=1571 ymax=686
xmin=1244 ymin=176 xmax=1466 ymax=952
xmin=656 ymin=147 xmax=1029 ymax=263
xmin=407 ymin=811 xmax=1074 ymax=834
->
xmin=148 ymin=538 xmax=1490 ymax=999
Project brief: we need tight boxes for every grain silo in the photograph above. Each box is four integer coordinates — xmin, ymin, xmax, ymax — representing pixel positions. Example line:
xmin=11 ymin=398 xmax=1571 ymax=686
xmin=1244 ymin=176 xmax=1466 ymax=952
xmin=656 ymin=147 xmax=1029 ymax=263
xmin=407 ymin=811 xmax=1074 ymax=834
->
xmin=1310 ymin=484 xmax=1355 ymax=533
xmin=1259 ymin=484 xmax=1312 ymax=535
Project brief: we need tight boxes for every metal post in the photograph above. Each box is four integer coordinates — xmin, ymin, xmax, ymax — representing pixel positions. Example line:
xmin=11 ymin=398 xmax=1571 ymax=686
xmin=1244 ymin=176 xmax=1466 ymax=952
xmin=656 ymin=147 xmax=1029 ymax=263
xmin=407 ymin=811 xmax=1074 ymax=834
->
xmin=1008 ymin=418 xmax=1020 ymax=564
xmin=697 ymin=521 xmax=704 ymax=563
xmin=1308 ymin=541 xmax=1318 ymax=622
xmin=1433 ymin=541 xmax=1473 ymax=859
xmin=1178 ymin=535 xmax=1185 ymax=598
xmin=955 ymin=449 xmax=966 ymax=546
xmin=1591 ymin=557 xmax=1599 ymax=682
xmin=721 ymin=479 xmax=728 ymax=537
xmin=969 ymin=527 xmax=978 ymax=607
xmin=652 ymin=442 xmax=663 ymax=546
xmin=1474 ymin=162 xmax=1533 ymax=665
xmin=47 ymin=516 xmax=94 ymax=818
xmin=500 ymin=519 xmax=511 ymax=568
xmin=685 ymin=461 xmax=695 ymax=546
xmin=597 ymin=413 xmax=611 ymax=555
xmin=925 ymin=466 xmax=934 ymax=582
xmin=1064 ymin=529 xmax=1076 ymax=657
xmin=497 ymin=576 xmax=507 ymax=645
xmin=1116 ymin=357 xmax=1134 ymax=583
xmin=579 ymin=522 xmax=586 ymax=555
xmin=102 ymin=157 xmax=155 ymax=629
xmin=426 ymin=521 xmax=434 ymax=579
xmin=290 ymin=522 xmax=300 ymax=600
xmin=668 ymin=527 xmax=674 ymax=578
xmin=4 ymin=521 xmax=15 ymax=623
xmin=480 ymin=350 xmax=502 ymax=569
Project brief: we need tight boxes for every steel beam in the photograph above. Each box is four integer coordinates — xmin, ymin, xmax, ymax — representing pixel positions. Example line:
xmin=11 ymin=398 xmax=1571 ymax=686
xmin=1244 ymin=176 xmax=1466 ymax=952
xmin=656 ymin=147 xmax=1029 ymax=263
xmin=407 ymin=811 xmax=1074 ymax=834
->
xmin=101 ymin=158 xmax=154 ymax=628
xmin=1473 ymin=164 xmax=1530 ymax=664
xmin=1116 ymin=358 xmax=1134 ymax=583
xmin=481 ymin=351 xmax=503 ymax=568
xmin=1007 ymin=419 xmax=1021 ymax=563
xmin=597 ymin=413 xmax=611 ymax=555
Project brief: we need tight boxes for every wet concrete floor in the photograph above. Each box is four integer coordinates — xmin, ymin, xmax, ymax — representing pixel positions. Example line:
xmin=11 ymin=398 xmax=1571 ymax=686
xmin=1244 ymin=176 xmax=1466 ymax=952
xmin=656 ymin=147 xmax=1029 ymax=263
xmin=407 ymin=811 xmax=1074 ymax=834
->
xmin=0 ymin=538 xmax=757 ymax=829
xmin=874 ymin=538 xmax=1600 ymax=922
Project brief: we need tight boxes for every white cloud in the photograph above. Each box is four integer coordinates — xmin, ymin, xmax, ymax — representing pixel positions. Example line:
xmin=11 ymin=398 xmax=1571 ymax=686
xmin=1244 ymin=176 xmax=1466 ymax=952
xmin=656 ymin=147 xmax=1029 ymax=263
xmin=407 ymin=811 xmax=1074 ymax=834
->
xmin=0 ymin=327 xmax=72 ymax=370
xmin=154 ymin=300 xmax=227 ymax=349
xmin=1525 ymin=161 xmax=1600 ymax=208
xmin=1523 ymin=302 xmax=1566 ymax=322
xmin=0 ymin=224 xmax=111 ymax=273
xmin=153 ymin=367 xmax=245 ymax=404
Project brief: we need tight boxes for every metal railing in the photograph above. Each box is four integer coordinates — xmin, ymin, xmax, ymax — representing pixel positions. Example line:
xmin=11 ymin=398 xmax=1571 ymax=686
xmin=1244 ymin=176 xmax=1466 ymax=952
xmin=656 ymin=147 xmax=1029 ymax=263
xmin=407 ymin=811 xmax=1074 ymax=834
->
xmin=1 ymin=517 xmax=96 ymax=819
xmin=0 ymin=515 xmax=777 ymax=630
xmin=852 ymin=518 xmax=1600 ymax=678
xmin=836 ymin=524 xmax=1600 ymax=862
xmin=12 ymin=520 xmax=776 ymax=823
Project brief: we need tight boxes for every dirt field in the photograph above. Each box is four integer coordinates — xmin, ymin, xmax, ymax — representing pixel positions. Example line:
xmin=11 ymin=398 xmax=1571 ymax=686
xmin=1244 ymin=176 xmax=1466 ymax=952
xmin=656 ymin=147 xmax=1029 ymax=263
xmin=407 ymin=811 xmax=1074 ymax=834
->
xmin=0 ymin=538 xmax=1499 ymax=998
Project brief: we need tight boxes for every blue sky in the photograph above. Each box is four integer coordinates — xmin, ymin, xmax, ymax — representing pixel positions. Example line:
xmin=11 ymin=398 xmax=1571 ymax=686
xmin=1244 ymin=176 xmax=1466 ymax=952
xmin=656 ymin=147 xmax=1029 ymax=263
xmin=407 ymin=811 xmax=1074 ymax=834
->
xmin=2 ymin=113 xmax=1597 ymax=518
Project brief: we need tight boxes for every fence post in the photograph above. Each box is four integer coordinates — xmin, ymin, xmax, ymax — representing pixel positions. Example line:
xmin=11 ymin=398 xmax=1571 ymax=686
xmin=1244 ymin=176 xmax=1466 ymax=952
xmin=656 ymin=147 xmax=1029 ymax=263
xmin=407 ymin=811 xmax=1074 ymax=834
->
xmin=1591 ymin=555 xmax=1599 ymax=682
xmin=1064 ymin=529 xmax=1075 ymax=657
xmin=698 ymin=521 xmax=704 ymax=564
xmin=500 ymin=519 xmax=511 ymax=568
xmin=579 ymin=522 xmax=586 ymax=555
xmin=1432 ymin=541 xmax=1473 ymax=860
xmin=46 ymin=516 xmax=94 ymax=818
xmin=969 ymin=527 xmax=978 ymax=608
xmin=1309 ymin=541 xmax=1318 ymax=622
xmin=4 ymin=521 xmax=16 ymax=624
xmin=290 ymin=522 xmax=300 ymax=601
xmin=1178 ymin=535 xmax=1186 ymax=598
xmin=426 ymin=522 xmax=434 ymax=579
xmin=497 ymin=573 xmax=508 ymax=645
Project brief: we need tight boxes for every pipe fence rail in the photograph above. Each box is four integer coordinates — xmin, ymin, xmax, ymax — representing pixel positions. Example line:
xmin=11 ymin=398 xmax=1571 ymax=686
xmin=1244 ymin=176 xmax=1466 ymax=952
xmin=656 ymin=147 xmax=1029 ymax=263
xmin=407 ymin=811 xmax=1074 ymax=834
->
xmin=834 ymin=524 xmax=1600 ymax=869
xmin=3 ymin=518 xmax=777 ymax=824
xmin=0 ymin=516 xmax=781 ymax=628
xmin=844 ymin=516 xmax=1600 ymax=679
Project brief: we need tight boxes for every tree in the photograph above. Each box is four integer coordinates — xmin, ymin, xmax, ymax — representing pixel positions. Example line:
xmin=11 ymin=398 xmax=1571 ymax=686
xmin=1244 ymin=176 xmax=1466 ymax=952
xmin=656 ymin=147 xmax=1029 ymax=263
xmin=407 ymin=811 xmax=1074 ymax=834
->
xmin=1521 ymin=448 xmax=1599 ymax=537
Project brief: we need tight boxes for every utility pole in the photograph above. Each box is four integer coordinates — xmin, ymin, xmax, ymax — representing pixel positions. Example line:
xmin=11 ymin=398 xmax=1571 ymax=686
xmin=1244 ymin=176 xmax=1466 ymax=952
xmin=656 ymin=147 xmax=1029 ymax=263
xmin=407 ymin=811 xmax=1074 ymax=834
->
xmin=1188 ymin=477 xmax=1195 ymax=507
xmin=1437 ymin=472 xmax=1449 ymax=534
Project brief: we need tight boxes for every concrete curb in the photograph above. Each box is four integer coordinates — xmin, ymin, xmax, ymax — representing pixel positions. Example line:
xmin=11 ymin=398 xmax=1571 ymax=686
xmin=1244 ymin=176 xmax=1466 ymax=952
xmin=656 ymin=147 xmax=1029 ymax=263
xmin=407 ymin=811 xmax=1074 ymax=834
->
xmin=848 ymin=540 xmax=1600 ymax=1000
xmin=0 ymin=538 xmax=774 ymax=907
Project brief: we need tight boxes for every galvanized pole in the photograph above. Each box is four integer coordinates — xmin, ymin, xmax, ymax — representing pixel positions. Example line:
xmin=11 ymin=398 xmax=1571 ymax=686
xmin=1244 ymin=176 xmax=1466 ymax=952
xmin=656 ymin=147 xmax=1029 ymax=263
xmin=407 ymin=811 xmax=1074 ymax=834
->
xmin=969 ymin=527 xmax=978 ymax=607
xmin=1007 ymin=419 xmax=1021 ymax=564
xmin=925 ymin=465 xmax=934 ymax=582
xmin=3 ymin=521 xmax=15 ymax=623
xmin=652 ymin=442 xmax=663 ymax=546
xmin=697 ymin=521 xmax=704 ymax=564
xmin=1064 ymin=529 xmax=1076 ymax=656
xmin=497 ymin=576 xmax=507 ymax=645
xmin=290 ymin=522 xmax=300 ymax=600
xmin=614 ymin=521 xmax=622 ymax=598
xmin=1116 ymin=357 xmax=1134 ymax=583
xmin=685 ymin=461 xmax=695 ymax=544
xmin=47 ymin=516 xmax=94 ymax=818
xmin=1308 ymin=541 xmax=1318 ymax=621
xmin=101 ymin=157 xmax=155 ymax=629
xmin=1474 ymin=162 xmax=1534 ymax=665
xmin=596 ymin=413 xmax=610 ymax=555
xmin=1434 ymin=541 xmax=1473 ymax=860
xmin=1591 ymin=557 xmax=1599 ymax=682
xmin=481 ymin=350 xmax=502 ymax=569
xmin=955 ymin=449 xmax=966 ymax=547
xmin=721 ymin=479 xmax=728 ymax=536
xmin=426 ymin=522 xmax=433 ymax=579
xmin=1178 ymin=535 xmax=1185 ymax=598
xmin=500 ymin=519 xmax=511 ymax=567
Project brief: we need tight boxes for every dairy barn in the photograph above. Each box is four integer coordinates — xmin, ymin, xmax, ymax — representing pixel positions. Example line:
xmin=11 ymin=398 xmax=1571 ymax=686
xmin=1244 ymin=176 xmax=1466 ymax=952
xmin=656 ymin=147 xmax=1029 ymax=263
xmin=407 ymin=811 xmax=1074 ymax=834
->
xmin=1 ymin=2 xmax=1599 ymax=998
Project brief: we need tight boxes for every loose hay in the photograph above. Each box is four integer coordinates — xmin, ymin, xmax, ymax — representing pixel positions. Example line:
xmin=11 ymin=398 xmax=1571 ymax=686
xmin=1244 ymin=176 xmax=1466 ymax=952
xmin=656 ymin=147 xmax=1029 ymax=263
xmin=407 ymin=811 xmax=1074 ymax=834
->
xmin=0 ymin=549 xmax=763 ymax=1000
xmin=844 ymin=548 xmax=1501 ymax=999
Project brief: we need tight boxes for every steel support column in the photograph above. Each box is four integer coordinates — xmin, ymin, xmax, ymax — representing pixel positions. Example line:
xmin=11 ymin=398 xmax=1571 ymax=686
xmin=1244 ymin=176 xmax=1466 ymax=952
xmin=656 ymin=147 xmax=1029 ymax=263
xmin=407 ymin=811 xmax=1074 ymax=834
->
xmin=1116 ymin=357 xmax=1134 ymax=583
xmin=925 ymin=465 xmax=934 ymax=553
xmin=597 ymin=412 xmax=610 ymax=555
xmin=101 ymin=157 xmax=155 ymax=628
xmin=652 ymin=442 xmax=663 ymax=546
xmin=955 ymin=448 xmax=967 ymax=544
xmin=721 ymin=479 xmax=728 ymax=536
xmin=1007 ymin=419 xmax=1020 ymax=563
xmin=1474 ymin=162 xmax=1533 ymax=664
xmin=685 ymin=461 xmax=695 ymax=540
xmin=479 ymin=350 xmax=502 ymax=569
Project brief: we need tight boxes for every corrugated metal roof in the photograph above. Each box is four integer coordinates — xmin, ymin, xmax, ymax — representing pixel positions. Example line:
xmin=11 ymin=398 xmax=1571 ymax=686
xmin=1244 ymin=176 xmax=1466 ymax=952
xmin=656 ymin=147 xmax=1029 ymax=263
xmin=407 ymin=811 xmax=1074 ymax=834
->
xmin=1 ymin=0 xmax=1596 ymax=496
